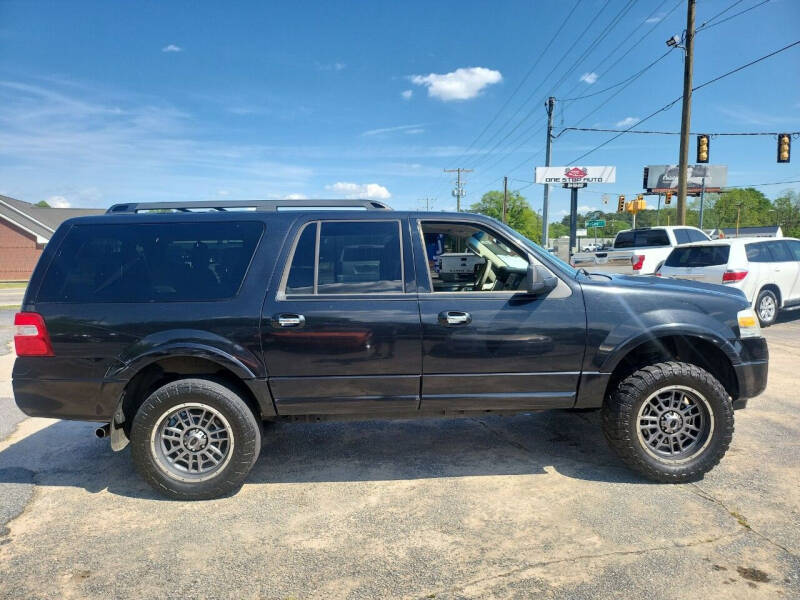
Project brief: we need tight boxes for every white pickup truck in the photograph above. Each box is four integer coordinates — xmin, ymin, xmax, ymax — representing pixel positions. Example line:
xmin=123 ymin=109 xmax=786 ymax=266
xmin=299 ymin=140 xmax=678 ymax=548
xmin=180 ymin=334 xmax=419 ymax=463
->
xmin=571 ymin=226 xmax=710 ymax=275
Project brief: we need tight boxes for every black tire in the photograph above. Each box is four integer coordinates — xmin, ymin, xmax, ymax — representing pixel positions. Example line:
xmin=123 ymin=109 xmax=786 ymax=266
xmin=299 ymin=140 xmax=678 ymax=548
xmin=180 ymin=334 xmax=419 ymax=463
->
xmin=754 ymin=288 xmax=778 ymax=327
xmin=602 ymin=362 xmax=733 ymax=483
xmin=131 ymin=378 xmax=261 ymax=500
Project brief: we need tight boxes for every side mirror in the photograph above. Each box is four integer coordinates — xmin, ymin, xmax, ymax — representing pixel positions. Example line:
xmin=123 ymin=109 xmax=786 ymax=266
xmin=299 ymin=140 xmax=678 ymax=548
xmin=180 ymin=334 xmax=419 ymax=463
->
xmin=526 ymin=260 xmax=558 ymax=295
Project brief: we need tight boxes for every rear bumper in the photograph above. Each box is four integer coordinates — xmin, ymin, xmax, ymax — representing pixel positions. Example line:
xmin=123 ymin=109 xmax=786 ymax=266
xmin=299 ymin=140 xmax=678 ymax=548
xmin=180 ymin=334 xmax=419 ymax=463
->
xmin=12 ymin=378 xmax=124 ymax=422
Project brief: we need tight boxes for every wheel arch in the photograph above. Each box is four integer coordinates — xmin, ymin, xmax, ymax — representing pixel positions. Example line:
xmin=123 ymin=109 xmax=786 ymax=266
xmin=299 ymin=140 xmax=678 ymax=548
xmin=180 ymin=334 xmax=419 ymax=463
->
xmin=601 ymin=333 xmax=740 ymax=404
xmin=757 ymin=284 xmax=782 ymax=308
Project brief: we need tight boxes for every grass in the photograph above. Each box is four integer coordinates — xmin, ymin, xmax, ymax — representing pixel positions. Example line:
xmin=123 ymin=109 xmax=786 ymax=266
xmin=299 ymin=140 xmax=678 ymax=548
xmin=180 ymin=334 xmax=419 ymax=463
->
xmin=0 ymin=305 xmax=20 ymax=310
xmin=0 ymin=282 xmax=27 ymax=289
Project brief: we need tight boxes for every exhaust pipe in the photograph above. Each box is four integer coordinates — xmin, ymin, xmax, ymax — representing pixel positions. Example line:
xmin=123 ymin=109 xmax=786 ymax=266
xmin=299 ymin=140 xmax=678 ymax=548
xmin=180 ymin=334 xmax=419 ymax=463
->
xmin=95 ymin=424 xmax=111 ymax=439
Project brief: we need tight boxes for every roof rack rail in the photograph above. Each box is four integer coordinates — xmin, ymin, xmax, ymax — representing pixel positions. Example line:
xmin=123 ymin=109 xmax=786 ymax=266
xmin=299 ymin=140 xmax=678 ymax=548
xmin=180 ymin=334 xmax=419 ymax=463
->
xmin=105 ymin=199 xmax=392 ymax=214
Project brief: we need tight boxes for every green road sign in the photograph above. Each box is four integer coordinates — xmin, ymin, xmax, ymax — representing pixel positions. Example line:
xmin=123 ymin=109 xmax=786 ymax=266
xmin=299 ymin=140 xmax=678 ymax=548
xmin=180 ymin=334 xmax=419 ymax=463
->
xmin=586 ymin=219 xmax=606 ymax=227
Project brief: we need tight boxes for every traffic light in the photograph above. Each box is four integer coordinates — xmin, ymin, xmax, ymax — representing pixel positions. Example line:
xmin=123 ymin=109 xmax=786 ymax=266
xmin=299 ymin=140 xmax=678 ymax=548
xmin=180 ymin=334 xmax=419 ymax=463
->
xmin=617 ymin=195 xmax=625 ymax=213
xmin=777 ymin=133 xmax=791 ymax=163
xmin=696 ymin=134 xmax=710 ymax=163
xmin=665 ymin=191 xmax=672 ymax=205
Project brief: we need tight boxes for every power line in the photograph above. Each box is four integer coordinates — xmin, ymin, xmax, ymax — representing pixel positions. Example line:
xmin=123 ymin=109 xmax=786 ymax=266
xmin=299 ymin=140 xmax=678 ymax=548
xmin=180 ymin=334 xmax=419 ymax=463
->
xmin=468 ymin=0 xmax=682 ymax=180
xmin=556 ymin=128 xmax=798 ymax=137
xmin=697 ymin=0 xmax=746 ymax=29
xmin=566 ymin=39 xmax=800 ymax=164
xmin=464 ymin=0 xmax=616 ymax=169
xmin=453 ymin=0 xmax=585 ymax=164
xmin=697 ymin=0 xmax=771 ymax=32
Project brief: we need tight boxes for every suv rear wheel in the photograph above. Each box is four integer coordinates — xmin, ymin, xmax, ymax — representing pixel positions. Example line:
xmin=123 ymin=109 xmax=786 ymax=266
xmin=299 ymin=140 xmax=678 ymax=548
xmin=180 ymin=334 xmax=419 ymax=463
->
xmin=131 ymin=378 xmax=261 ymax=500
xmin=602 ymin=362 xmax=733 ymax=482
xmin=755 ymin=288 xmax=778 ymax=327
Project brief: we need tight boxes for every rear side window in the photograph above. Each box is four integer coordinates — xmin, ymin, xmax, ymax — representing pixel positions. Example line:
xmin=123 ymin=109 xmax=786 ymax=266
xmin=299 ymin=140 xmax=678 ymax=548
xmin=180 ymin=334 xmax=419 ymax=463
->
xmin=665 ymin=245 xmax=730 ymax=267
xmin=284 ymin=220 xmax=403 ymax=295
xmin=765 ymin=241 xmax=792 ymax=262
xmin=38 ymin=222 xmax=263 ymax=302
xmin=614 ymin=229 xmax=670 ymax=248
xmin=745 ymin=243 xmax=771 ymax=263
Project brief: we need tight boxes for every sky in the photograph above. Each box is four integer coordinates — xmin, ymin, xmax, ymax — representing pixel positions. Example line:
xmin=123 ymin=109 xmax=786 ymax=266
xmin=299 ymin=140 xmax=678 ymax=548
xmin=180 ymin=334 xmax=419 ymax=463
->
xmin=1 ymin=0 xmax=799 ymax=221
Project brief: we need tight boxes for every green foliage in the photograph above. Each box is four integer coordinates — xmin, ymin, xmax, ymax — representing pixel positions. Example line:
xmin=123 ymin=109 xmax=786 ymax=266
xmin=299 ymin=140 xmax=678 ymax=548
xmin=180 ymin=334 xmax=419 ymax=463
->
xmin=469 ymin=190 xmax=542 ymax=243
xmin=34 ymin=200 xmax=51 ymax=208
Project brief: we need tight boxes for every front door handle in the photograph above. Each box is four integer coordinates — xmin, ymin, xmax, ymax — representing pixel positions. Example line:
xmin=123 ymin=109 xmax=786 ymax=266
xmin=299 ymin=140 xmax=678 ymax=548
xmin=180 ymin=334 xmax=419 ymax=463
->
xmin=438 ymin=311 xmax=472 ymax=326
xmin=273 ymin=313 xmax=306 ymax=328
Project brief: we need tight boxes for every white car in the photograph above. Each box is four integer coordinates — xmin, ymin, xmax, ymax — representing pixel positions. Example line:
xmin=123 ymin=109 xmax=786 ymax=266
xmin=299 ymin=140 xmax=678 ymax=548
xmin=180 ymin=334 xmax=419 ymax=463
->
xmin=571 ymin=226 xmax=710 ymax=275
xmin=658 ymin=237 xmax=800 ymax=326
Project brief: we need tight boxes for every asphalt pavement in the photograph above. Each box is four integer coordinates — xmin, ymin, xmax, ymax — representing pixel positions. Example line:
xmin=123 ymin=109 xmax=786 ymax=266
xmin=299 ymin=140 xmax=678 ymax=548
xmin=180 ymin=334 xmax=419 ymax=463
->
xmin=0 ymin=311 xmax=798 ymax=599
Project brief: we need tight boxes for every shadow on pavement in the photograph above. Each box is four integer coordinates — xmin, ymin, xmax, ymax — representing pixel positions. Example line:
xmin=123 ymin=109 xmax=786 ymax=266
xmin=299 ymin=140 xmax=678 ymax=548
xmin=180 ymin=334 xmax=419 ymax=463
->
xmin=0 ymin=410 xmax=652 ymax=501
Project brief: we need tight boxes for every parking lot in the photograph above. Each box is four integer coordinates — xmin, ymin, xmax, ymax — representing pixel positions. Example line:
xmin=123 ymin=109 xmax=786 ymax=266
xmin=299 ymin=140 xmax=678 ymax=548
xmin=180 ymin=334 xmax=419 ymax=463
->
xmin=0 ymin=310 xmax=798 ymax=599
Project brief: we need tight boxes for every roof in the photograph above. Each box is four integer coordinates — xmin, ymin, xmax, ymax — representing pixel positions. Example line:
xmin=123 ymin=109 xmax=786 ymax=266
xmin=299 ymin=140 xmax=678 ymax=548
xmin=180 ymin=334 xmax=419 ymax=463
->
xmin=0 ymin=195 xmax=105 ymax=243
xmin=718 ymin=225 xmax=782 ymax=236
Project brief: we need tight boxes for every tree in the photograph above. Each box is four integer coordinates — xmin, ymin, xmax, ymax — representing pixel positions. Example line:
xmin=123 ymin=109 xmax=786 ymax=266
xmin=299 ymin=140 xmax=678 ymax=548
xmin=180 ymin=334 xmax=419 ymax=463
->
xmin=34 ymin=200 xmax=51 ymax=208
xmin=707 ymin=188 xmax=773 ymax=230
xmin=773 ymin=190 xmax=800 ymax=238
xmin=469 ymin=190 xmax=542 ymax=243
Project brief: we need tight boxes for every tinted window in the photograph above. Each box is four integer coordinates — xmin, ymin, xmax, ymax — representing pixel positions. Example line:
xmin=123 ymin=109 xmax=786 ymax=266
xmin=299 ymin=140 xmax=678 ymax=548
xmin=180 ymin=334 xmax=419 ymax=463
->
xmin=786 ymin=240 xmax=800 ymax=261
xmin=673 ymin=229 xmax=691 ymax=245
xmin=745 ymin=243 xmax=771 ymax=263
xmin=688 ymin=229 xmax=708 ymax=242
xmin=766 ymin=241 xmax=793 ymax=262
xmin=665 ymin=245 xmax=730 ymax=267
xmin=285 ymin=221 xmax=403 ymax=295
xmin=39 ymin=222 xmax=263 ymax=302
xmin=614 ymin=229 xmax=670 ymax=248
xmin=285 ymin=223 xmax=316 ymax=295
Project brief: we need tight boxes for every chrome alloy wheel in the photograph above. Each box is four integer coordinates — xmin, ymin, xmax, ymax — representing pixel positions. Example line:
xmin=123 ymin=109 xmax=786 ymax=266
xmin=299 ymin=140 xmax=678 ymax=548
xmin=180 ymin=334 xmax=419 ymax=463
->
xmin=150 ymin=403 xmax=235 ymax=482
xmin=636 ymin=385 xmax=714 ymax=464
xmin=758 ymin=294 xmax=776 ymax=323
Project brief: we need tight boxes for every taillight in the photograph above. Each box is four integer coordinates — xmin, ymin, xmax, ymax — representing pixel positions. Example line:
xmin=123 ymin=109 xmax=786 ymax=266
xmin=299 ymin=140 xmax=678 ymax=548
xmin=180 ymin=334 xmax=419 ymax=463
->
xmin=631 ymin=254 xmax=645 ymax=271
xmin=14 ymin=312 xmax=54 ymax=356
xmin=722 ymin=270 xmax=748 ymax=283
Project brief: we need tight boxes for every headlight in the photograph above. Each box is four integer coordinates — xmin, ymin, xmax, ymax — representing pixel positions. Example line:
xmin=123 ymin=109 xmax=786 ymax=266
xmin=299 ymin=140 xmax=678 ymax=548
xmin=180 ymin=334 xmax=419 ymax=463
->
xmin=737 ymin=308 xmax=761 ymax=339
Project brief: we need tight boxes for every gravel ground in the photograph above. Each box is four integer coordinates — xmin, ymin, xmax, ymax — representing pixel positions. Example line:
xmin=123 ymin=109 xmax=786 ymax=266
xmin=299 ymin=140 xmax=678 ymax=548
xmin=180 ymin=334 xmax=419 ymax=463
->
xmin=0 ymin=312 xmax=798 ymax=599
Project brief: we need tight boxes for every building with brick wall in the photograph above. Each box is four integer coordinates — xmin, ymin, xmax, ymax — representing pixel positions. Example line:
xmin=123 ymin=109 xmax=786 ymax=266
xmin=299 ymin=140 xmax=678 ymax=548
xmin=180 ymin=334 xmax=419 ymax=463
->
xmin=0 ymin=195 xmax=104 ymax=281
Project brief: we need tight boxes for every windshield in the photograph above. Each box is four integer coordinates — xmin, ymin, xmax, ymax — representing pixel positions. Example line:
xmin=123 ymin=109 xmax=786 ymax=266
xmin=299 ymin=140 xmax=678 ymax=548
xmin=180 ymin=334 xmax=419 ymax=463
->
xmin=491 ymin=220 xmax=579 ymax=277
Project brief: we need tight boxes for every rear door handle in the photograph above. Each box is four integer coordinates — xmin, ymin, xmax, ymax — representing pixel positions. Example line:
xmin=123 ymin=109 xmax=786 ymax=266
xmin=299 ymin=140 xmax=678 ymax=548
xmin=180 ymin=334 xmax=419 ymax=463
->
xmin=438 ymin=311 xmax=471 ymax=326
xmin=273 ymin=313 xmax=306 ymax=328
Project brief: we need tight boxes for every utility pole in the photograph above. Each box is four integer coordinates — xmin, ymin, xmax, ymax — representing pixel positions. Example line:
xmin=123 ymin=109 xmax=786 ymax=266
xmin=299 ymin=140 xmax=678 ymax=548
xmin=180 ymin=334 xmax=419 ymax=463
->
xmin=676 ymin=0 xmax=696 ymax=225
xmin=502 ymin=176 xmax=508 ymax=223
xmin=444 ymin=168 xmax=473 ymax=212
xmin=542 ymin=96 xmax=556 ymax=247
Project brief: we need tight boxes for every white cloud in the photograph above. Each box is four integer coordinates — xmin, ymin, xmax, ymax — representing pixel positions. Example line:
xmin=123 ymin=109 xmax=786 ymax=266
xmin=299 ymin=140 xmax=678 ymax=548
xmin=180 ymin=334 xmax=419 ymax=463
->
xmin=410 ymin=67 xmax=502 ymax=101
xmin=404 ymin=128 xmax=424 ymax=135
xmin=362 ymin=123 xmax=425 ymax=137
xmin=579 ymin=72 xmax=598 ymax=85
xmin=401 ymin=89 xmax=413 ymax=100
xmin=325 ymin=182 xmax=391 ymax=200
xmin=317 ymin=62 xmax=346 ymax=71
xmin=282 ymin=193 xmax=308 ymax=200
xmin=578 ymin=205 xmax=598 ymax=213
xmin=162 ymin=44 xmax=182 ymax=53
xmin=645 ymin=13 xmax=665 ymax=23
xmin=46 ymin=195 xmax=71 ymax=208
xmin=216 ymin=189 xmax=230 ymax=196
xmin=616 ymin=116 xmax=640 ymax=128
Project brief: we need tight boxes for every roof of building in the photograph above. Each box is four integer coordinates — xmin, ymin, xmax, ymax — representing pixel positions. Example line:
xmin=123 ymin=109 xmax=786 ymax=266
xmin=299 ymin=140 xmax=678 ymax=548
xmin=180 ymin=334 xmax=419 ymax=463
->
xmin=716 ymin=225 xmax=782 ymax=237
xmin=0 ymin=195 xmax=105 ymax=243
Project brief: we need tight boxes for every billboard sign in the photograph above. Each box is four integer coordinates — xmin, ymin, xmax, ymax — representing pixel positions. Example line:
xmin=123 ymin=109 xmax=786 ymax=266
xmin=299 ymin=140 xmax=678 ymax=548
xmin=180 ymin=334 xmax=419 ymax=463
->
xmin=644 ymin=165 xmax=727 ymax=194
xmin=535 ymin=166 xmax=616 ymax=185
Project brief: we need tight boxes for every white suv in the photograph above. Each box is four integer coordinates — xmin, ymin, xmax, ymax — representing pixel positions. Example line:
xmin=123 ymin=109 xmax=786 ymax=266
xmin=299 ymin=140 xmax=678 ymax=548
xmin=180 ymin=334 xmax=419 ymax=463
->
xmin=658 ymin=237 xmax=800 ymax=326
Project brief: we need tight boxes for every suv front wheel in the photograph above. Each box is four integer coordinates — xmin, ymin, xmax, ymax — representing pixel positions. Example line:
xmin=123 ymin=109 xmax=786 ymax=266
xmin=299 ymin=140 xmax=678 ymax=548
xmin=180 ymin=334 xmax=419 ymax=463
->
xmin=131 ymin=378 xmax=262 ymax=500
xmin=602 ymin=362 xmax=733 ymax=482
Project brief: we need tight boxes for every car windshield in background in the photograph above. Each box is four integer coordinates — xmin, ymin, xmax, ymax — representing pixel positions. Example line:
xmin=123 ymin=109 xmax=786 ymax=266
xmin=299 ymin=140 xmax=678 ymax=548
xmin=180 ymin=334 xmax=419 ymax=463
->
xmin=614 ymin=229 xmax=670 ymax=248
xmin=665 ymin=245 xmax=730 ymax=268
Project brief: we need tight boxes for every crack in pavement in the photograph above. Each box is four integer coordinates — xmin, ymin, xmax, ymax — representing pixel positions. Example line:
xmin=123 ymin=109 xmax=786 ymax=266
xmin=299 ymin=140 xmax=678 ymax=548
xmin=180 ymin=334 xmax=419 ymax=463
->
xmin=424 ymin=530 xmax=746 ymax=599
xmin=688 ymin=482 xmax=798 ymax=559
